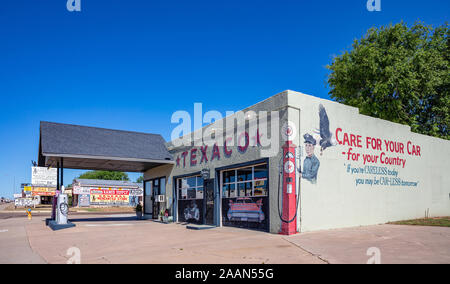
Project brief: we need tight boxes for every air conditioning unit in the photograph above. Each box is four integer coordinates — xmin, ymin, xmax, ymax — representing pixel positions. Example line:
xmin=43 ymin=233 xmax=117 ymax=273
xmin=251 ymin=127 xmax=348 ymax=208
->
xmin=157 ymin=195 xmax=165 ymax=203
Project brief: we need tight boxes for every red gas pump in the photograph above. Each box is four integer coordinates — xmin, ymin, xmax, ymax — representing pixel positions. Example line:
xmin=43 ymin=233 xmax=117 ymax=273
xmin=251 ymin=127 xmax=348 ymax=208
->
xmin=279 ymin=140 xmax=298 ymax=235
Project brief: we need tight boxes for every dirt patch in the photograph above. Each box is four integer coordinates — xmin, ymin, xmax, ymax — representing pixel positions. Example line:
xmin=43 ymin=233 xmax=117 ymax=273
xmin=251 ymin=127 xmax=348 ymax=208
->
xmin=389 ymin=217 xmax=450 ymax=227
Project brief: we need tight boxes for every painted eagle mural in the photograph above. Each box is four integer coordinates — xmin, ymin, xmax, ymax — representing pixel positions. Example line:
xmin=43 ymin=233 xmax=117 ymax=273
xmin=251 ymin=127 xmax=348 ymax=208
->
xmin=315 ymin=104 xmax=337 ymax=155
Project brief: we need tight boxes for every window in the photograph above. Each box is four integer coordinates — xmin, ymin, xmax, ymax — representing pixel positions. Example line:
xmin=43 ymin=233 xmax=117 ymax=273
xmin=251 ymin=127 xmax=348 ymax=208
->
xmin=221 ymin=163 xmax=268 ymax=198
xmin=160 ymin=178 xmax=166 ymax=195
xmin=145 ymin=177 xmax=166 ymax=197
xmin=145 ymin=181 xmax=152 ymax=196
xmin=177 ymin=175 xmax=204 ymax=200
xmin=223 ymin=170 xmax=236 ymax=184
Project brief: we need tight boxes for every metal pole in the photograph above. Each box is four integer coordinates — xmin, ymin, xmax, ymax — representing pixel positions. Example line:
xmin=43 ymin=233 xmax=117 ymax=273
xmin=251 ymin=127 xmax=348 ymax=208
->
xmin=60 ymin=158 xmax=64 ymax=188
xmin=57 ymin=162 xmax=60 ymax=192
xmin=52 ymin=162 xmax=60 ymax=220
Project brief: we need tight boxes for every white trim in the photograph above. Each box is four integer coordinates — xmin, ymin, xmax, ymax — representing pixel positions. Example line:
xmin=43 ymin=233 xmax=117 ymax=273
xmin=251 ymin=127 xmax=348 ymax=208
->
xmin=43 ymin=153 xmax=175 ymax=164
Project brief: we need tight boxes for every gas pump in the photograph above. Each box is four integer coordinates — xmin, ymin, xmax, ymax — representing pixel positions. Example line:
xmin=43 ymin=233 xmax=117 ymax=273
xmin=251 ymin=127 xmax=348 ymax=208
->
xmin=56 ymin=186 xmax=69 ymax=225
xmin=48 ymin=186 xmax=75 ymax=230
xmin=278 ymin=140 xmax=299 ymax=235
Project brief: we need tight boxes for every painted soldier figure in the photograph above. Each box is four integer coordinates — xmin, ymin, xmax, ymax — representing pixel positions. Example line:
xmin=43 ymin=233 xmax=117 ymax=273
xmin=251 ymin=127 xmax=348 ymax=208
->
xmin=301 ymin=134 xmax=320 ymax=184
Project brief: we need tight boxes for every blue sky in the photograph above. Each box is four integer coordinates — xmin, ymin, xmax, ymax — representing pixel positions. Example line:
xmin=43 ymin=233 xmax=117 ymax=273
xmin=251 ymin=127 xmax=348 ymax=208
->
xmin=0 ymin=0 xmax=448 ymax=197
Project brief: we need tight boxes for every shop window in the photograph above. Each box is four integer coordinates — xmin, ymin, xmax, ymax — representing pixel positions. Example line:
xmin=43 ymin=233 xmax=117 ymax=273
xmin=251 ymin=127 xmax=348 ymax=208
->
xmin=229 ymin=183 xmax=237 ymax=197
xmin=221 ymin=162 xmax=269 ymax=232
xmin=186 ymin=177 xmax=196 ymax=188
xmin=196 ymin=176 xmax=204 ymax=187
xmin=254 ymin=179 xmax=267 ymax=196
xmin=160 ymin=178 xmax=166 ymax=195
xmin=237 ymin=168 xmax=252 ymax=182
xmin=187 ymin=188 xmax=196 ymax=199
xmin=179 ymin=188 xmax=186 ymax=200
xmin=223 ymin=170 xmax=236 ymax=184
xmin=238 ymin=182 xmax=252 ymax=197
xmin=254 ymin=164 xmax=268 ymax=180
xmin=221 ymin=163 xmax=268 ymax=198
xmin=222 ymin=184 xmax=229 ymax=198
xmin=177 ymin=175 xmax=204 ymax=200
xmin=196 ymin=187 xmax=204 ymax=199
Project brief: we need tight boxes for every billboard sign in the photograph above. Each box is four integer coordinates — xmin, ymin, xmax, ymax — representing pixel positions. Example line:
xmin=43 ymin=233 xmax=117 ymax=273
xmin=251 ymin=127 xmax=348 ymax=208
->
xmin=90 ymin=188 xmax=130 ymax=205
xmin=31 ymin=167 xmax=57 ymax=186
xmin=32 ymin=187 xmax=56 ymax=196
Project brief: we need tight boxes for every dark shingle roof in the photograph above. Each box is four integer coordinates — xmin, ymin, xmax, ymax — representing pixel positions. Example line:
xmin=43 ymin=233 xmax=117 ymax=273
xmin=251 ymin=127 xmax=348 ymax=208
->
xmin=40 ymin=121 xmax=173 ymax=161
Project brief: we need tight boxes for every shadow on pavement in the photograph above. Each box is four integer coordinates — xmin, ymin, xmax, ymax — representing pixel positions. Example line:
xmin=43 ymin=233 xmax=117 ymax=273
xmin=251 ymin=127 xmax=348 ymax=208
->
xmin=69 ymin=216 xmax=140 ymax=222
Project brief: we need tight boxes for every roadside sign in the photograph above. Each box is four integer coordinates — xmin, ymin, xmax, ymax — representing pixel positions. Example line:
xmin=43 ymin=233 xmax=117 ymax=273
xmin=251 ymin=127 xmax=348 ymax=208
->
xmin=31 ymin=167 xmax=57 ymax=186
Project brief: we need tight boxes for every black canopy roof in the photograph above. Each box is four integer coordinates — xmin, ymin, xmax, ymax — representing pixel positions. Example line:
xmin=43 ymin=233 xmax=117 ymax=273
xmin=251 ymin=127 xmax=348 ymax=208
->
xmin=38 ymin=121 xmax=174 ymax=172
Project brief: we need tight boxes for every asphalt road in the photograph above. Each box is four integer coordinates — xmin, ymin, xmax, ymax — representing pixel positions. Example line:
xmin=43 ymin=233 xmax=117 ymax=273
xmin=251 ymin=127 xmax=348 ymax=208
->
xmin=0 ymin=203 xmax=46 ymax=219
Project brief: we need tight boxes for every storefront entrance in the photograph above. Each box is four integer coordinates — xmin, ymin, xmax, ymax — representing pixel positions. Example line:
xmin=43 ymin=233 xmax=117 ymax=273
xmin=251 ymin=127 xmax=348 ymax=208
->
xmin=144 ymin=177 xmax=166 ymax=219
xmin=203 ymin=179 xmax=215 ymax=226
xmin=144 ymin=180 xmax=153 ymax=217
xmin=220 ymin=162 xmax=269 ymax=232
xmin=176 ymin=175 xmax=204 ymax=224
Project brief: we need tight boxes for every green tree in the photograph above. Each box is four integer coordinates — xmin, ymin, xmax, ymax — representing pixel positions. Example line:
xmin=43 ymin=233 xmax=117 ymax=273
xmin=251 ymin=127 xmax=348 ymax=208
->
xmin=327 ymin=22 xmax=449 ymax=140
xmin=77 ymin=171 xmax=130 ymax=181
xmin=136 ymin=176 xmax=144 ymax=183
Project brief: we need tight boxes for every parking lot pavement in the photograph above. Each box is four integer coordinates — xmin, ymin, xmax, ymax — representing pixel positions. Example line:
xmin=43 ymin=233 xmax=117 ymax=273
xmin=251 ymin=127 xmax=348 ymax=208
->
xmin=22 ymin=215 xmax=324 ymax=264
xmin=2 ymin=214 xmax=450 ymax=264
xmin=0 ymin=217 xmax=46 ymax=264
xmin=284 ymin=224 xmax=450 ymax=264
xmin=25 ymin=214 xmax=324 ymax=264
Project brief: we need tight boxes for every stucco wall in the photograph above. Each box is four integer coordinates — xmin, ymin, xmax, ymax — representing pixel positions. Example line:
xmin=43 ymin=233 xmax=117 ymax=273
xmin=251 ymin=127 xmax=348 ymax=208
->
xmin=287 ymin=90 xmax=450 ymax=232
xmin=145 ymin=92 xmax=289 ymax=233
xmin=145 ymin=89 xmax=450 ymax=234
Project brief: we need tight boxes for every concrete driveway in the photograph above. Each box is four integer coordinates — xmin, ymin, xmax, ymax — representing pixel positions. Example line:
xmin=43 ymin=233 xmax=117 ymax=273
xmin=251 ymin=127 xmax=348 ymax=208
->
xmin=0 ymin=217 xmax=46 ymax=264
xmin=0 ymin=214 xmax=449 ymax=264
xmin=285 ymin=224 xmax=450 ymax=264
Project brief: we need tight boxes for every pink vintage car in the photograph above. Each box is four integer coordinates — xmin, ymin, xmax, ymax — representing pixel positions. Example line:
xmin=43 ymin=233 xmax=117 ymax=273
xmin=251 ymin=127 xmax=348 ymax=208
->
xmin=227 ymin=198 xmax=265 ymax=223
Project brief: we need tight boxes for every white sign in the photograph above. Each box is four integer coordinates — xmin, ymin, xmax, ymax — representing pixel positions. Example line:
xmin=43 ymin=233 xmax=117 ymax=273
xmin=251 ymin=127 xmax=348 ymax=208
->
xmin=129 ymin=189 xmax=143 ymax=197
xmin=14 ymin=198 xmax=38 ymax=207
xmin=13 ymin=194 xmax=22 ymax=198
xmin=73 ymin=186 xmax=91 ymax=195
xmin=31 ymin=167 xmax=57 ymax=186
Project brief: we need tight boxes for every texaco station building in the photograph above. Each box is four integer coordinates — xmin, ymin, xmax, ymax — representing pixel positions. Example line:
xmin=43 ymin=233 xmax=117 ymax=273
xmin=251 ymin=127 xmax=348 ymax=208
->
xmin=38 ymin=90 xmax=450 ymax=234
